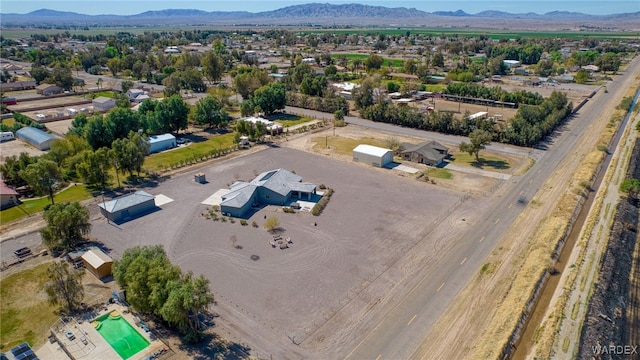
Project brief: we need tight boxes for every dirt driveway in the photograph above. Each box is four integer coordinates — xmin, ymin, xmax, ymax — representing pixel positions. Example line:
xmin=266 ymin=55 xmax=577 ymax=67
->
xmin=88 ymin=146 xmax=473 ymax=358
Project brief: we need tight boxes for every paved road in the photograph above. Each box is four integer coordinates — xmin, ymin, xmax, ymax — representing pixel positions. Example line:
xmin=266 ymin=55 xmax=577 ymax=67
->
xmin=285 ymin=106 xmax=545 ymax=161
xmin=340 ymin=56 xmax=640 ymax=359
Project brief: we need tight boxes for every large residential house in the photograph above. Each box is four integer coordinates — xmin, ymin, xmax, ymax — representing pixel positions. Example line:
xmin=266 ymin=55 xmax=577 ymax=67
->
xmin=220 ymin=169 xmax=316 ymax=218
xmin=399 ymin=141 xmax=449 ymax=167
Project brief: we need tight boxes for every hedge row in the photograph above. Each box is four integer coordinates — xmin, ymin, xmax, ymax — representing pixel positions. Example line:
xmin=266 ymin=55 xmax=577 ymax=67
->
xmin=311 ymin=188 xmax=334 ymax=216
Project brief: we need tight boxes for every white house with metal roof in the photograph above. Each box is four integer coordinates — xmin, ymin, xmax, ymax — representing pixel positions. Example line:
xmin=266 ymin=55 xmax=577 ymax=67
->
xmin=353 ymin=144 xmax=393 ymax=168
xmin=98 ymin=190 xmax=156 ymax=222
xmin=220 ymin=169 xmax=316 ymax=218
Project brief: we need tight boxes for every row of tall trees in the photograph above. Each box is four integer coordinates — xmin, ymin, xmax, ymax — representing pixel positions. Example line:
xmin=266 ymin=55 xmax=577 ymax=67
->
xmin=357 ymin=88 xmax=571 ymax=147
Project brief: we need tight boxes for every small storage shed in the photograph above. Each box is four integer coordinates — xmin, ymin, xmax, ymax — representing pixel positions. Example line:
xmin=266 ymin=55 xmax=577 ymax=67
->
xmin=81 ymin=248 xmax=113 ymax=279
xmin=148 ymin=133 xmax=176 ymax=153
xmin=353 ymin=144 xmax=393 ymax=168
xmin=92 ymin=96 xmax=117 ymax=112
xmin=16 ymin=127 xmax=56 ymax=150
xmin=98 ymin=190 xmax=156 ymax=222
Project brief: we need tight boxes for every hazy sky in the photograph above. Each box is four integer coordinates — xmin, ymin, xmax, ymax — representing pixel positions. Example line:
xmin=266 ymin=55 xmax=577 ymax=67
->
xmin=1 ymin=0 xmax=638 ymax=15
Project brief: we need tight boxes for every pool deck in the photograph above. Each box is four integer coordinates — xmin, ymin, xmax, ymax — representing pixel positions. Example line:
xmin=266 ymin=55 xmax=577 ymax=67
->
xmin=36 ymin=304 xmax=166 ymax=360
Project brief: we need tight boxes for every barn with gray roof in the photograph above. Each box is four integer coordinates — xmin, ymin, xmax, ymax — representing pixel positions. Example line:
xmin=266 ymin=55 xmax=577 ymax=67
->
xmin=98 ymin=190 xmax=156 ymax=223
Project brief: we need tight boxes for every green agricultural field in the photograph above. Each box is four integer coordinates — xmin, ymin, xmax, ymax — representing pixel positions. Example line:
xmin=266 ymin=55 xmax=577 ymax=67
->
xmin=305 ymin=28 xmax=635 ymax=40
xmin=0 ymin=262 xmax=59 ymax=350
xmin=0 ymin=184 xmax=92 ymax=225
xmin=144 ymin=132 xmax=236 ymax=172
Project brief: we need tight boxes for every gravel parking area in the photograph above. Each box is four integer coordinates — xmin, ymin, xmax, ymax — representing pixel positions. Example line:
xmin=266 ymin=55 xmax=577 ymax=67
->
xmin=0 ymin=138 xmax=49 ymax=162
xmin=90 ymin=147 xmax=464 ymax=344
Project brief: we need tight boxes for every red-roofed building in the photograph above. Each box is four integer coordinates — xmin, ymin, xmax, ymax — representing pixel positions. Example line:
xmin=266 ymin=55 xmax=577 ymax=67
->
xmin=0 ymin=180 xmax=18 ymax=209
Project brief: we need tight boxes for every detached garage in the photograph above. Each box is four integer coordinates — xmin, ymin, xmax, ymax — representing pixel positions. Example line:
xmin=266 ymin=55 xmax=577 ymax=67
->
xmin=81 ymin=248 xmax=113 ymax=279
xmin=148 ymin=133 xmax=176 ymax=153
xmin=353 ymin=144 xmax=393 ymax=168
xmin=98 ymin=190 xmax=156 ymax=223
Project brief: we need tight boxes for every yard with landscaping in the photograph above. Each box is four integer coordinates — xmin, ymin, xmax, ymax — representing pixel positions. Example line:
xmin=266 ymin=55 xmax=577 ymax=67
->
xmin=0 ymin=184 xmax=92 ymax=225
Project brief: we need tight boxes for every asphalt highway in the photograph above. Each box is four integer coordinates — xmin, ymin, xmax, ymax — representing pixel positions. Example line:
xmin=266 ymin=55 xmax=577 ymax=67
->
xmin=339 ymin=56 xmax=640 ymax=359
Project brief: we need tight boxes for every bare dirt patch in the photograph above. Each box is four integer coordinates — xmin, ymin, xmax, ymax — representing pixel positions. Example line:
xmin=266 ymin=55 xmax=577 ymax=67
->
xmin=0 ymin=138 xmax=47 ymax=163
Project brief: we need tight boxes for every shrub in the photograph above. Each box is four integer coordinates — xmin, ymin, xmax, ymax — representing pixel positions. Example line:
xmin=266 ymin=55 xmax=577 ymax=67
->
xmin=221 ymin=217 xmax=227 ymax=222
xmin=240 ymin=220 xmax=248 ymax=226
xmin=229 ymin=217 xmax=236 ymax=223
xmin=283 ymin=207 xmax=295 ymax=213
xmin=311 ymin=188 xmax=334 ymax=216
xmin=264 ymin=216 xmax=280 ymax=231
xmin=252 ymin=221 xmax=259 ymax=228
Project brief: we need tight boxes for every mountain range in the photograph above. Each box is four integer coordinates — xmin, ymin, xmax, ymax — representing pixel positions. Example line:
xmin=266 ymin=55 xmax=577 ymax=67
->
xmin=2 ymin=3 xmax=639 ymax=30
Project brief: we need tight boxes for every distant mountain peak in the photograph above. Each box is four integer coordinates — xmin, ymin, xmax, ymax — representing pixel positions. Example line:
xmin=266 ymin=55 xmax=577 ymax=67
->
xmin=433 ymin=9 xmax=470 ymax=17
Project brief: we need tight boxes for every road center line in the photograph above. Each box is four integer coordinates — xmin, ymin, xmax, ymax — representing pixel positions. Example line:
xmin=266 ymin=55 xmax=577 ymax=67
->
xmin=375 ymin=354 xmax=382 ymax=360
xmin=460 ymin=257 xmax=467 ymax=265
xmin=407 ymin=314 xmax=417 ymax=325
xmin=495 ymin=218 xmax=500 ymax=224
xmin=479 ymin=236 xmax=485 ymax=242
xmin=508 ymin=203 xmax=513 ymax=208
xmin=437 ymin=283 xmax=445 ymax=292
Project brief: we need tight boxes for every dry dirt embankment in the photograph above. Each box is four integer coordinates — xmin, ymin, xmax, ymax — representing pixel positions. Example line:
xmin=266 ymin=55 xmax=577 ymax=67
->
xmin=576 ymin=137 xmax=640 ymax=358
xmin=413 ymin=58 xmax=640 ymax=360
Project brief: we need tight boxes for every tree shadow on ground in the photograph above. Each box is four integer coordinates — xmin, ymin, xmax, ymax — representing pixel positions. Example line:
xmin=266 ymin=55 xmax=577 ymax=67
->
xmin=471 ymin=158 xmax=510 ymax=170
xmin=179 ymin=331 xmax=252 ymax=360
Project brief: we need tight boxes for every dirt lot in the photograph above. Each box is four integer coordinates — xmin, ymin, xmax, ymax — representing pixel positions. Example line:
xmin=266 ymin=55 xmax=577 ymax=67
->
xmin=88 ymin=146 xmax=471 ymax=357
xmin=0 ymin=138 xmax=50 ymax=162
xmin=284 ymin=123 xmax=525 ymax=194
xmin=7 ymin=95 xmax=91 ymax=113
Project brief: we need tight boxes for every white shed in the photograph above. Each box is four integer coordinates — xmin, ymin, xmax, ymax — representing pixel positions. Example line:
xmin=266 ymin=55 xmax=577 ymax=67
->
xmin=353 ymin=144 xmax=393 ymax=168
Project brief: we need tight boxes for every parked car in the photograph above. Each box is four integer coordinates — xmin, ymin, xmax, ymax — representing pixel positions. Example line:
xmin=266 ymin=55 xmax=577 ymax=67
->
xmin=14 ymin=247 xmax=31 ymax=258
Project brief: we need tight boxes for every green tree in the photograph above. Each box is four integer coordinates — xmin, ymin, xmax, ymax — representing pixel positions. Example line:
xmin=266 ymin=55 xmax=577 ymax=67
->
xmin=201 ymin=52 xmax=224 ymax=83
xmin=365 ymin=54 xmax=384 ymax=71
xmin=575 ymin=69 xmax=590 ymax=84
xmin=160 ymin=272 xmax=214 ymax=342
xmin=251 ymin=82 xmax=286 ymax=115
xmin=189 ymin=96 xmax=228 ymax=129
xmin=0 ymin=152 xmax=35 ymax=188
xmin=31 ymin=65 xmax=51 ymax=84
xmin=75 ymin=147 xmax=113 ymax=188
xmin=620 ymin=178 xmax=640 ymax=200
xmin=19 ymin=158 xmax=61 ymax=204
xmin=233 ymin=67 xmax=270 ymax=99
xmin=44 ymin=261 xmax=85 ymax=314
xmin=112 ymin=132 xmax=148 ymax=177
xmin=120 ymin=80 xmax=134 ymax=94
xmin=113 ymin=245 xmax=181 ymax=315
xmin=459 ymin=129 xmax=493 ymax=162
xmin=386 ymin=81 xmax=400 ymax=93
xmin=432 ymin=53 xmax=445 ymax=68
xmin=40 ymin=202 xmax=91 ymax=251
xmin=156 ymin=95 xmax=189 ymax=134
xmin=352 ymin=77 xmax=378 ymax=110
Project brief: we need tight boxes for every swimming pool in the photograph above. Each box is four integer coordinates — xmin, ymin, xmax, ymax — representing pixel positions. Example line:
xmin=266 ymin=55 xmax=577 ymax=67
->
xmin=93 ymin=311 xmax=150 ymax=359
